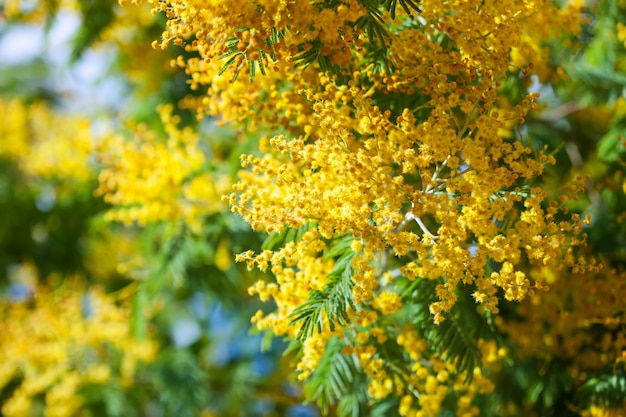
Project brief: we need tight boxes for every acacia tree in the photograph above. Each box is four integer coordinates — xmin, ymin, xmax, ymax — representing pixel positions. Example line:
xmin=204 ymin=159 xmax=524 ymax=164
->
xmin=1 ymin=0 xmax=625 ymax=416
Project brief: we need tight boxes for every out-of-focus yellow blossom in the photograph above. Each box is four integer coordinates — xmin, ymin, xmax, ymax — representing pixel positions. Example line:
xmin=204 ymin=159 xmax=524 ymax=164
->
xmin=0 ymin=281 xmax=157 ymax=417
xmin=372 ymin=291 xmax=403 ymax=315
xmin=509 ymin=0 xmax=586 ymax=83
xmin=0 ymin=98 xmax=95 ymax=186
xmin=0 ymin=98 xmax=30 ymax=159
xmin=20 ymin=104 xmax=94 ymax=184
xmin=618 ymin=22 xmax=626 ymax=48
xmin=95 ymin=104 xmax=230 ymax=231
xmin=214 ymin=237 xmax=233 ymax=271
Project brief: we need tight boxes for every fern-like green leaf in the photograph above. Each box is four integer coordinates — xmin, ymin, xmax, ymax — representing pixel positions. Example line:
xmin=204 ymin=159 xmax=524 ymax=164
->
xmin=355 ymin=0 xmax=390 ymax=48
xmin=401 ymin=278 xmax=486 ymax=381
xmin=371 ymin=398 xmax=399 ymax=417
xmin=293 ymin=44 xmax=323 ymax=70
xmin=304 ymin=336 xmax=360 ymax=415
xmin=262 ymin=223 xmax=313 ymax=251
xmin=435 ymin=313 xmax=482 ymax=382
xmin=218 ymin=28 xmax=286 ymax=82
xmin=289 ymin=237 xmax=357 ymax=340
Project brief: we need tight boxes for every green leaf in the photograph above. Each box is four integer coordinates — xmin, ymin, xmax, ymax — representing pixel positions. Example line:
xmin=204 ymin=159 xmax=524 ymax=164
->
xmin=355 ymin=13 xmax=389 ymax=48
xmin=293 ymin=45 xmax=324 ymax=70
xmin=371 ymin=398 xmax=399 ymax=417
xmin=218 ymin=28 xmax=286 ymax=82
xmin=218 ymin=53 xmax=242 ymax=77
xmin=437 ymin=314 xmax=482 ymax=381
xmin=131 ymin=282 xmax=149 ymax=340
xmin=324 ymin=234 xmax=356 ymax=259
xmin=289 ymin=240 xmax=358 ymax=340
xmin=337 ymin=394 xmax=362 ymax=417
xmin=402 ymin=279 xmax=486 ymax=381
xmin=262 ymin=223 xmax=313 ymax=251
xmin=304 ymin=336 xmax=360 ymax=414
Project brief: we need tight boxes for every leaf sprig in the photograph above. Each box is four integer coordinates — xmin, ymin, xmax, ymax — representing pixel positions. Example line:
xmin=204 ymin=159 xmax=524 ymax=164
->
xmin=289 ymin=236 xmax=358 ymax=340
xmin=218 ymin=27 xmax=285 ymax=82
xmin=401 ymin=278 xmax=486 ymax=382
xmin=218 ymin=0 xmax=422 ymax=82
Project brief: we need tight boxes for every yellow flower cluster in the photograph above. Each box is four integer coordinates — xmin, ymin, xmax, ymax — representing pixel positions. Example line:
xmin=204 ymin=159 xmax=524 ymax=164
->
xmin=124 ymin=0 xmax=360 ymax=131
xmin=220 ymin=1 xmax=593 ymax=403
xmin=128 ymin=0 xmax=596 ymax=413
xmin=0 ymin=281 xmax=157 ymax=417
xmin=125 ymin=0 xmax=587 ymax=142
xmin=95 ymin=105 xmax=230 ymax=231
xmin=179 ymin=57 xmax=319 ymax=136
xmin=247 ymin=228 xmax=333 ymax=338
xmin=0 ymin=98 xmax=95 ymax=186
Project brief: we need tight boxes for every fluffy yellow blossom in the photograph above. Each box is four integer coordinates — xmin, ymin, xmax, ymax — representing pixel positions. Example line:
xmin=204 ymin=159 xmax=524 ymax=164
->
xmin=143 ymin=0 xmax=365 ymax=72
xmin=372 ymin=291 xmax=403 ymax=315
